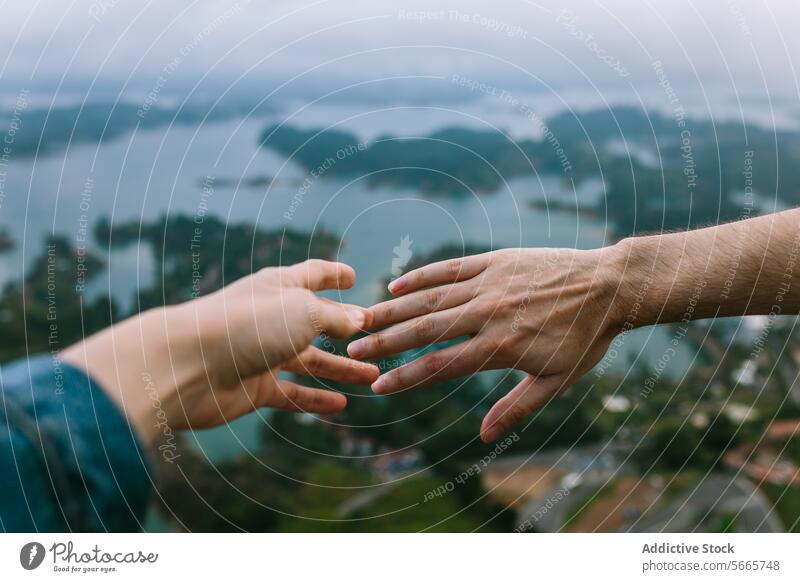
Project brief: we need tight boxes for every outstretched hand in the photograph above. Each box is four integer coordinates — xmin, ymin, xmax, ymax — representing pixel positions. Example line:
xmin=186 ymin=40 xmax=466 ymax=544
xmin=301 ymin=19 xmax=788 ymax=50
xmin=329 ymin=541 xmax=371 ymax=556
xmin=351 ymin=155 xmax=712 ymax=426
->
xmin=63 ymin=259 xmax=379 ymax=443
xmin=348 ymin=247 xmax=625 ymax=442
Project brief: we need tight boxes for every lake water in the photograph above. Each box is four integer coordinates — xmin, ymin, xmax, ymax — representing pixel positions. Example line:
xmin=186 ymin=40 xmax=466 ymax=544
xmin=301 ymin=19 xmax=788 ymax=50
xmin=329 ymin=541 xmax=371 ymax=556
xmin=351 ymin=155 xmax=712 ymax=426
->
xmin=0 ymin=108 xmax=695 ymax=462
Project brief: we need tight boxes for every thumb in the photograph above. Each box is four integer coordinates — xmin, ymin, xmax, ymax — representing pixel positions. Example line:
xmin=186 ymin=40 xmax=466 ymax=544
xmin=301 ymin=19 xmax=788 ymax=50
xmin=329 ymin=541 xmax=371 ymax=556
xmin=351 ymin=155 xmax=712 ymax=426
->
xmin=309 ymin=298 xmax=371 ymax=339
xmin=283 ymin=259 xmax=356 ymax=291
xmin=480 ymin=374 xmax=568 ymax=443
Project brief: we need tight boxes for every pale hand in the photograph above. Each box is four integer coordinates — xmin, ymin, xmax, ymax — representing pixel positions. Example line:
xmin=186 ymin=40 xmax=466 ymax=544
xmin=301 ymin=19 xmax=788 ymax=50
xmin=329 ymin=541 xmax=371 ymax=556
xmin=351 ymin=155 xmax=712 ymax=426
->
xmin=63 ymin=260 xmax=378 ymax=443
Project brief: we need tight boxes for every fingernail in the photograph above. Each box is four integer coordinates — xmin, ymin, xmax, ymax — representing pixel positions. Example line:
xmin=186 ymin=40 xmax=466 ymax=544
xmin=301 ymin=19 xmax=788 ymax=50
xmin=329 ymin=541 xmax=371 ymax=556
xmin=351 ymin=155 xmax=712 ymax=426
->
xmin=372 ymin=375 xmax=390 ymax=394
xmin=347 ymin=307 xmax=366 ymax=329
xmin=482 ymin=425 xmax=502 ymax=443
xmin=388 ymin=278 xmax=406 ymax=294
xmin=348 ymin=340 xmax=365 ymax=358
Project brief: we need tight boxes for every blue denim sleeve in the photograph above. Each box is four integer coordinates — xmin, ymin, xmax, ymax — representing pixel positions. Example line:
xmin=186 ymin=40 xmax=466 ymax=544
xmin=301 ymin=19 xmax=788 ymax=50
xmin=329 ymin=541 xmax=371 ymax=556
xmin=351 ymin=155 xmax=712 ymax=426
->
xmin=0 ymin=354 xmax=152 ymax=532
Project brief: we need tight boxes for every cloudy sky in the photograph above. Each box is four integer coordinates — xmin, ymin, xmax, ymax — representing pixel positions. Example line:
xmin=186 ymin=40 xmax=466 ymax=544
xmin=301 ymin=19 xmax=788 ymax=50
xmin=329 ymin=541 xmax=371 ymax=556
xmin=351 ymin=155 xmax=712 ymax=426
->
xmin=1 ymin=0 xmax=799 ymax=107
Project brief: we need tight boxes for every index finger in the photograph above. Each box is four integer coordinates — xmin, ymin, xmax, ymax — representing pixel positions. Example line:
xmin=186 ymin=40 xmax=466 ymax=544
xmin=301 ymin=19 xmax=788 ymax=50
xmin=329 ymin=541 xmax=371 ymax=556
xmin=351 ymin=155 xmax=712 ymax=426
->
xmin=368 ymin=282 xmax=474 ymax=329
xmin=388 ymin=254 xmax=490 ymax=296
xmin=284 ymin=259 xmax=356 ymax=291
xmin=284 ymin=346 xmax=380 ymax=384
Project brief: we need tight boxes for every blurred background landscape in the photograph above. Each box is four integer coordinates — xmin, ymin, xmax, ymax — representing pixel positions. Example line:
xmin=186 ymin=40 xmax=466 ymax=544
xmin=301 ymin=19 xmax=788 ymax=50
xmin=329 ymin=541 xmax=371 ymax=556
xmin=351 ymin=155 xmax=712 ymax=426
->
xmin=1 ymin=0 xmax=799 ymax=532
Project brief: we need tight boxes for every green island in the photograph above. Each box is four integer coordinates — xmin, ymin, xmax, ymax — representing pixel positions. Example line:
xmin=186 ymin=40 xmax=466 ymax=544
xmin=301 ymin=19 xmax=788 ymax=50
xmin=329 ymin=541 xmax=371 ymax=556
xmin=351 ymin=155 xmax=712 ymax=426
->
xmin=261 ymin=107 xmax=800 ymax=237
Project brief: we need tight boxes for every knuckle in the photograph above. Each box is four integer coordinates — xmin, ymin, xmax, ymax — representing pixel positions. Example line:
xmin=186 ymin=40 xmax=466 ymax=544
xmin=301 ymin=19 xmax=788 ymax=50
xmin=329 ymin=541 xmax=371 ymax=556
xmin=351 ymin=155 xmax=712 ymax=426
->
xmin=303 ymin=349 xmax=321 ymax=368
xmin=446 ymin=258 xmax=462 ymax=277
xmin=414 ymin=317 xmax=436 ymax=339
xmin=424 ymin=288 xmax=443 ymax=311
xmin=378 ymin=302 xmax=393 ymax=323
xmin=474 ymin=300 xmax=493 ymax=319
xmin=424 ymin=353 xmax=445 ymax=375
xmin=303 ymin=389 xmax=320 ymax=411
xmin=495 ymin=248 xmax=517 ymax=265
xmin=282 ymin=383 xmax=299 ymax=406
xmin=384 ymin=369 xmax=400 ymax=390
xmin=486 ymin=251 xmax=502 ymax=269
xmin=481 ymin=335 xmax=501 ymax=355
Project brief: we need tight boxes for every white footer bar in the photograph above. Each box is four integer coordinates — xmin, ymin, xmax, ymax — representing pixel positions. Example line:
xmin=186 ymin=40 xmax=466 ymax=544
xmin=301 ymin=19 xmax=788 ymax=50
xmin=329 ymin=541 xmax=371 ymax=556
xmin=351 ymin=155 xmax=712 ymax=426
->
xmin=1 ymin=533 xmax=798 ymax=580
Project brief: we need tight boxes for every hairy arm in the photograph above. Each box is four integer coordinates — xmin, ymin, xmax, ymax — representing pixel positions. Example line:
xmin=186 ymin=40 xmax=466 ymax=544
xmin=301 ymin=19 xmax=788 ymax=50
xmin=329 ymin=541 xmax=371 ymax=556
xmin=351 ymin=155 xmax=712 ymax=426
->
xmin=617 ymin=208 xmax=800 ymax=327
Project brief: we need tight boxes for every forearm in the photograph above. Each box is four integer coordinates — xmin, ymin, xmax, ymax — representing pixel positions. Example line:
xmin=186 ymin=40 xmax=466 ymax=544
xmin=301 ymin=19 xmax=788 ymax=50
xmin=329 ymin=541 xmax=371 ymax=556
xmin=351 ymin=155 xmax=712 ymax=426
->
xmin=610 ymin=209 xmax=800 ymax=329
xmin=61 ymin=306 xmax=189 ymax=446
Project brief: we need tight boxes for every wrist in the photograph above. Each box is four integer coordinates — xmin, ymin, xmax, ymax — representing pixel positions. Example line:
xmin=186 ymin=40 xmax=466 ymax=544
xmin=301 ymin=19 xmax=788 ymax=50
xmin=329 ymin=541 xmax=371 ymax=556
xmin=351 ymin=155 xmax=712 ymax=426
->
xmin=61 ymin=306 xmax=189 ymax=445
xmin=608 ymin=233 xmax=702 ymax=330
xmin=600 ymin=236 xmax=662 ymax=332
